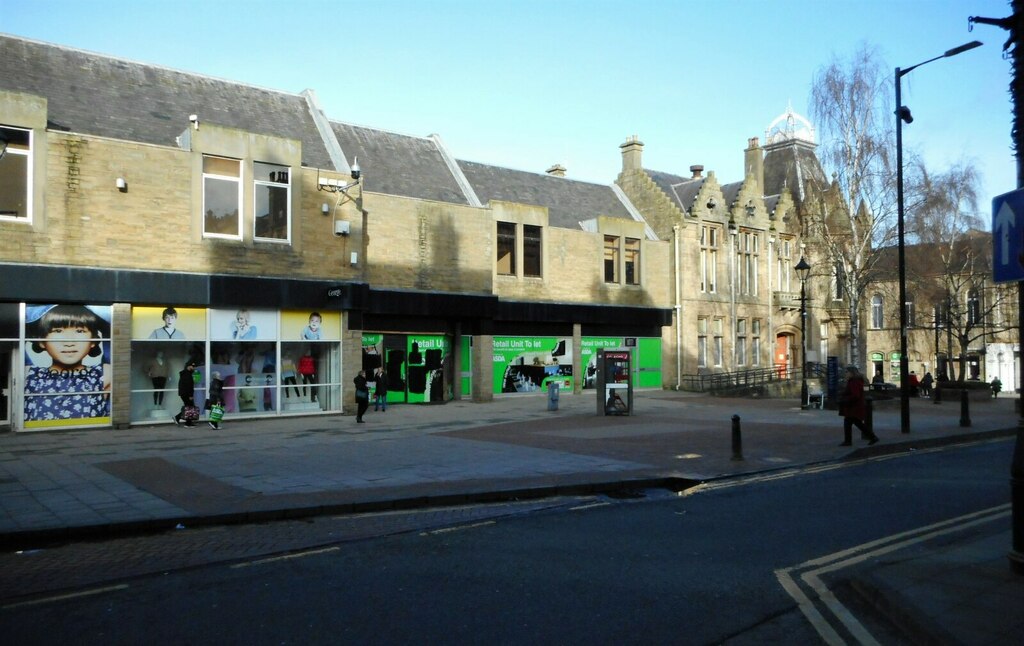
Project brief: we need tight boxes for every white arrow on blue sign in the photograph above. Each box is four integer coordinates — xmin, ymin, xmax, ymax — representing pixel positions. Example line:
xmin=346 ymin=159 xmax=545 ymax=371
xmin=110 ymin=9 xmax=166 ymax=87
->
xmin=992 ymin=188 xmax=1024 ymax=283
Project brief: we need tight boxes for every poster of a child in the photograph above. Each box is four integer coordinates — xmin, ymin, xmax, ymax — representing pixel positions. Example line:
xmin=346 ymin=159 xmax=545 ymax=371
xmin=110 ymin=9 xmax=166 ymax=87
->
xmin=24 ymin=304 xmax=112 ymax=426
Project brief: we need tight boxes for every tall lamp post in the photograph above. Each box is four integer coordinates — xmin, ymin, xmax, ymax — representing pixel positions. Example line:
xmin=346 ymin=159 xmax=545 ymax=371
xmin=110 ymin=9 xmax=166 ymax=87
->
xmin=895 ymin=40 xmax=983 ymax=435
xmin=796 ymin=257 xmax=811 ymax=409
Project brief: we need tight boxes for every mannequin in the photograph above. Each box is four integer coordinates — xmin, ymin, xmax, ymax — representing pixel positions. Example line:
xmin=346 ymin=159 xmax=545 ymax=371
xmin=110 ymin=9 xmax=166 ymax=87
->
xmin=146 ymin=350 xmax=169 ymax=405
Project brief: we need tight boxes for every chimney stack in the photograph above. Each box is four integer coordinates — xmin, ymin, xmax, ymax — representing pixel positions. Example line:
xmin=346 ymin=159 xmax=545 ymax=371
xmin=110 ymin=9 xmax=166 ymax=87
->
xmin=620 ymin=135 xmax=644 ymax=172
xmin=546 ymin=164 xmax=566 ymax=177
xmin=744 ymin=137 xmax=764 ymax=193
xmin=690 ymin=165 xmax=704 ymax=179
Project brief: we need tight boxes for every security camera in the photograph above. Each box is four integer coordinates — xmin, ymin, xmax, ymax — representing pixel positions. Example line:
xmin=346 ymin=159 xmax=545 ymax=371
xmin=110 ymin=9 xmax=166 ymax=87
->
xmin=350 ymin=157 xmax=361 ymax=181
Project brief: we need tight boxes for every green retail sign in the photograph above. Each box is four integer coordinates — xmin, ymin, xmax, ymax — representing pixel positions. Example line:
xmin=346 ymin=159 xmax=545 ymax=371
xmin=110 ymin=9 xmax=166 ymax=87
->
xmin=492 ymin=336 xmax=572 ymax=393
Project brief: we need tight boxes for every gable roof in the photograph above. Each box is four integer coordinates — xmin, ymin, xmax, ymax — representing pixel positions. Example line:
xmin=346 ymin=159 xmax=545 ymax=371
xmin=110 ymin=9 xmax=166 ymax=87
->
xmin=646 ymin=169 xmax=704 ymax=213
xmin=457 ymin=160 xmax=633 ymax=229
xmin=0 ymin=34 xmax=336 ymax=169
xmin=330 ymin=123 xmax=470 ymax=205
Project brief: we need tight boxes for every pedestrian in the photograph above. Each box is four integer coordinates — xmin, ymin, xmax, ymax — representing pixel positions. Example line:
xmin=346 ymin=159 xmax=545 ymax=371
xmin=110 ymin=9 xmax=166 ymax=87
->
xmin=173 ymin=360 xmax=198 ymax=427
xmin=838 ymin=365 xmax=878 ymax=446
xmin=207 ymin=371 xmax=225 ymax=429
xmin=920 ymin=372 xmax=934 ymax=398
xmin=354 ymin=369 xmax=369 ymax=423
xmin=909 ymin=371 xmax=920 ymax=397
xmin=991 ymin=376 xmax=1003 ymax=398
xmin=374 ymin=367 xmax=388 ymax=411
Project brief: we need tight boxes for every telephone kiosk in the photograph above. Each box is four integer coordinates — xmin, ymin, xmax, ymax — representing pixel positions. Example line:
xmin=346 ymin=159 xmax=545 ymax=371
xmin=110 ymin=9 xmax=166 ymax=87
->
xmin=596 ymin=348 xmax=632 ymax=415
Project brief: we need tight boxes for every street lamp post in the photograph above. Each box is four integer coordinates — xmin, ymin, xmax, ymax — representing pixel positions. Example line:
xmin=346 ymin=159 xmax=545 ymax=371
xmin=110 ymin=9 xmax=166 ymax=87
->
xmin=796 ymin=257 xmax=811 ymax=409
xmin=895 ymin=40 xmax=983 ymax=435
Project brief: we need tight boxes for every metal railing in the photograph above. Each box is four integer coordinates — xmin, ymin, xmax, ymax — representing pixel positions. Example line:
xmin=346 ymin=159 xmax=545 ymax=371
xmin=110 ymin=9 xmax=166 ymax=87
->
xmin=678 ymin=365 xmax=800 ymax=393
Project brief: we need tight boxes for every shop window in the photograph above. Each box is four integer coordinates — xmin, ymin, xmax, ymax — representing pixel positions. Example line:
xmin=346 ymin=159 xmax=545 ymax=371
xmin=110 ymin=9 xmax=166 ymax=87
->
xmin=523 ymin=224 xmax=542 ymax=277
xmin=203 ymin=155 xmax=242 ymax=238
xmin=254 ymin=162 xmax=290 ymax=242
xmin=0 ymin=125 xmax=32 ymax=222
xmin=625 ymin=237 xmax=641 ymax=285
xmin=604 ymin=235 xmax=620 ymax=283
xmin=497 ymin=221 xmax=516 ymax=275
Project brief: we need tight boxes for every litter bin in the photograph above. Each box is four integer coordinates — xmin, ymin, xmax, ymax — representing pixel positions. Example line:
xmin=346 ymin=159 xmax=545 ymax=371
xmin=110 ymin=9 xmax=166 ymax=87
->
xmin=547 ymin=381 xmax=560 ymax=411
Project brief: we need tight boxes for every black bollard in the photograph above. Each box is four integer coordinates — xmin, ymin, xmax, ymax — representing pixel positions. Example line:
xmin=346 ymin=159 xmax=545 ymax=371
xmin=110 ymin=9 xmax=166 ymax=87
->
xmin=960 ymin=389 xmax=972 ymax=428
xmin=865 ymin=398 xmax=874 ymax=440
xmin=731 ymin=414 xmax=743 ymax=461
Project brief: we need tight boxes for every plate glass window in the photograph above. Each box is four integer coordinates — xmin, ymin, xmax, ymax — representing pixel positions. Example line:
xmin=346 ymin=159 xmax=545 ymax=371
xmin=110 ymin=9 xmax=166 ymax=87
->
xmin=0 ymin=126 xmax=31 ymax=222
xmin=254 ymin=162 xmax=290 ymax=242
xmin=203 ymin=156 xmax=242 ymax=238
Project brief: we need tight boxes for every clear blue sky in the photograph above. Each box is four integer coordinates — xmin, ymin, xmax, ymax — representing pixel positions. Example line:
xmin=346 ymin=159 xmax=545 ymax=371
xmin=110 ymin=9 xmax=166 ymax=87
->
xmin=1 ymin=0 xmax=1016 ymax=218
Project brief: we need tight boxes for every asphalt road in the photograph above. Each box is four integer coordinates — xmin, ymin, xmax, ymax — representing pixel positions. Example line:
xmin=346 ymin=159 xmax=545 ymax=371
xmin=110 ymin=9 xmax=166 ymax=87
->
xmin=0 ymin=438 xmax=1012 ymax=645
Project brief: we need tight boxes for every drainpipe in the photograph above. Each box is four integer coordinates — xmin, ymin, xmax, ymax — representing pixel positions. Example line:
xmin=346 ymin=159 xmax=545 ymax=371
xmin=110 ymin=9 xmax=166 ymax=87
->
xmin=674 ymin=225 xmax=682 ymax=389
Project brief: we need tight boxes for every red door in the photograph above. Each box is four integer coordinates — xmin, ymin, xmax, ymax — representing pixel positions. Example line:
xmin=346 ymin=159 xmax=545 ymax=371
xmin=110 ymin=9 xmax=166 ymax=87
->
xmin=775 ymin=334 xmax=790 ymax=378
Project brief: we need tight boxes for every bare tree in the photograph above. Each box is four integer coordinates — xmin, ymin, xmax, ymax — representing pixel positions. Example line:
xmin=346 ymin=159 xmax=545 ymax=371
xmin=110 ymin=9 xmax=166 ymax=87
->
xmin=808 ymin=44 xmax=896 ymax=367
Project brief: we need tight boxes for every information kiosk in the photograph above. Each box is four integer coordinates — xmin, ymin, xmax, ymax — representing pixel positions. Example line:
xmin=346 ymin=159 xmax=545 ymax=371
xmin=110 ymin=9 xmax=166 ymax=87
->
xmin=596 ymin=348 xmax=632 ymax=415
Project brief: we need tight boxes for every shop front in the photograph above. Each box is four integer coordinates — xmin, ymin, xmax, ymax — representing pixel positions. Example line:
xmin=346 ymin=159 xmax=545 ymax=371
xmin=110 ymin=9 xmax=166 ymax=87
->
xmin=361 ymin=333 xmax=454 ymax=405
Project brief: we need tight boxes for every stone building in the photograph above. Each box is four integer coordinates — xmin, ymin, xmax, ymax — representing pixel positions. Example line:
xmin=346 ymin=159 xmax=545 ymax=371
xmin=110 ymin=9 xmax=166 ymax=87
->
xmin=4 ymin=34 xmax=972 ymax=433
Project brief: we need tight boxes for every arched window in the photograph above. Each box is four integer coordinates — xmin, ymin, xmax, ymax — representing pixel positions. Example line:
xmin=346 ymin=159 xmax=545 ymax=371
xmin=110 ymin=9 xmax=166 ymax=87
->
xmin=871 ymin=294 xmax=884 ymax=329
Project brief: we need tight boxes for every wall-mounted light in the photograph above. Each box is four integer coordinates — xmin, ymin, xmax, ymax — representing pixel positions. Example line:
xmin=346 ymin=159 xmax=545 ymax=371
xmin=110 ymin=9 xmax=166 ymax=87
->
xmin=189 ymin=114 xmax=199 ymax=130
xmin=334 ymin=221 xmax=350 ymax=236
xmin=322 ymin=203 xmax=330 ymax=215
xmin=317 ymin=157 xmax=362 ymax=205
xmin=116 ymin=177 xmax=127 ymax=192
xmin=350 ymin=252 xmax=358 ymax=266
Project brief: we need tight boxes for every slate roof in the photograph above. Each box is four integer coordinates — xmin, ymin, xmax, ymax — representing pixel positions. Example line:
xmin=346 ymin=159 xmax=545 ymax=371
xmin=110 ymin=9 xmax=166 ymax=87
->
xmin=763 ymin=140 xmax=828 ymax=205
xmin=0 ymin=34 xmax=336 ymax=170
xmin=331 ymin=123 xmax=469 ymax=205
xmin=721 ymin=181 xmax=743 ymax=209
xmin=457 ymin=160 xmax=633 ymax=229
xmin=646 ymin=169 xmax=704 ymax=213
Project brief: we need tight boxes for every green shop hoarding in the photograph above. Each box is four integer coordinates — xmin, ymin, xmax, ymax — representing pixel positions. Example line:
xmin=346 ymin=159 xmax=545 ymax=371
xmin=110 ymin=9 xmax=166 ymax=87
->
xmin=492 ymin=335 xmax=662 ymax=394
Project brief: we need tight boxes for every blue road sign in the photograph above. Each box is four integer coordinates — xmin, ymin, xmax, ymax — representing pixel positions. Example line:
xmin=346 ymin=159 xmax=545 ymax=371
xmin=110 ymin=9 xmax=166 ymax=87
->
xmin=993 ymin=188 xmax=1024 ymax=283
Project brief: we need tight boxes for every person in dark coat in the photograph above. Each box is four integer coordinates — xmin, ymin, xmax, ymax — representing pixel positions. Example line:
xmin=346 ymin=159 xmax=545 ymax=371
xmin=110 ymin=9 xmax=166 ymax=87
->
xmin=206 ymin=371 xmax=225 ymax=429
xmin=373 ymin=367 xmax=388 ymax=412
xmin=838 ymin=366 xmax=878 ymax=446
xmin=173 ymin=360 xmax=197 ymax=427
xmin=353 ymin=369 xmax=369 ymax=423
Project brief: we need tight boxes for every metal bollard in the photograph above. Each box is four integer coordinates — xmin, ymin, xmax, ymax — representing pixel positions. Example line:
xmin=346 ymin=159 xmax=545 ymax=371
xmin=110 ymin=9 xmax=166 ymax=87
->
xmin=960 ymin=389 xmax=972 ymax=428
xmin=731 ymin=414 xmax=743 ymax=461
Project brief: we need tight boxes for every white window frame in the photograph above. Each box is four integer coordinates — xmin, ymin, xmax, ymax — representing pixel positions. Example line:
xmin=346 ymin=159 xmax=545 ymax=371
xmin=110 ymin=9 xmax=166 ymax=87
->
xmin=203 ymin=155 xmax=243 ymax=240
xmin=0 ymin=125 xmax=33 ymax=223
xmin=253 ymin=162 xmax=291 ymax=243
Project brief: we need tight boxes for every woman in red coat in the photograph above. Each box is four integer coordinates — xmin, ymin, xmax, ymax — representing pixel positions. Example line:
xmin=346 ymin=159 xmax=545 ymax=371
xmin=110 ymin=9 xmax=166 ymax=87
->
xmin=839 ymin=366 xmax=879 ymax=446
